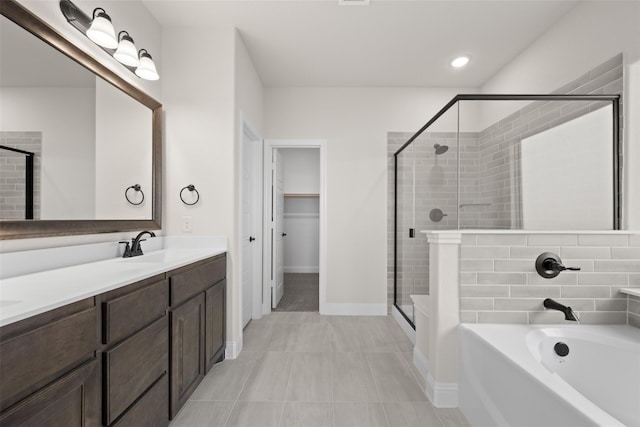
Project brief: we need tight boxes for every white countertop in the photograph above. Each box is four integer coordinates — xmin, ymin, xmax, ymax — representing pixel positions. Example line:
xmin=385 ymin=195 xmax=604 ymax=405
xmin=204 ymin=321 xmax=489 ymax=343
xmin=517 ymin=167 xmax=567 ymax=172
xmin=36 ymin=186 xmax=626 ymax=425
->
xmin=0 ymin=236 xmax=226 ymax=327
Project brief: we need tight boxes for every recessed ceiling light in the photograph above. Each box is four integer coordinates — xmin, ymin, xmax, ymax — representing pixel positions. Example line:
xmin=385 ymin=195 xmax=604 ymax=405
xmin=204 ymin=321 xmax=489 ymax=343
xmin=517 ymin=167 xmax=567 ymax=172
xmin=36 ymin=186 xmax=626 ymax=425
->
xmin=451 ymin=56 xmax=470 ymax=68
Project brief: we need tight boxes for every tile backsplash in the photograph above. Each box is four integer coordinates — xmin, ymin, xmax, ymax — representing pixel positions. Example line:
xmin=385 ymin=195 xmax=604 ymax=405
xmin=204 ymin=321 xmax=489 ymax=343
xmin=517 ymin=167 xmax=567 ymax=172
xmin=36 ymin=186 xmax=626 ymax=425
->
xmin=460 ymin=233 xmax=640 ymax=325
xmin=0 ymin=131 xmax=42 ymax=220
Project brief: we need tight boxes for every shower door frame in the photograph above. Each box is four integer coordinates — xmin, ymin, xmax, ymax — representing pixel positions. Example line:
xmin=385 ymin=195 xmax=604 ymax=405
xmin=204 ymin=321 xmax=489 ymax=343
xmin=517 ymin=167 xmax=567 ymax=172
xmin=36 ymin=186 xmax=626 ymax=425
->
xmin=393 ymin=94 xmax=621 ymax=329
xmin=0 ymin=145 xmax=34 ymax=220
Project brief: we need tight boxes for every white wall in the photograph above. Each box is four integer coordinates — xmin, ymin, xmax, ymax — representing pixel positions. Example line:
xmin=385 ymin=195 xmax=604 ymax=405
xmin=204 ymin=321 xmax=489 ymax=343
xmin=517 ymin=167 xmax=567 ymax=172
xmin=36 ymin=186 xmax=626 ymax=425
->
xmin=521 ymin=106 xmax=613 ymax=229
xmin=163 ymin=26 xmax=264 ymax=353
xmin=234 ymin=32 xmax=264 ymax=135
xmin=281 ymin=148 xmax=320 ymax=194
xmin=281 ymin=148 xmax=320 ymax=273
xmin=0 ymin=87 xmax=95 ymax=219
xmin=480 ymin=1 xmax=640 ymax=229
xmin=162 ymin=24 xmax=238 ymax=343
xmin=94 ymin=78 xmax=152 ymax=219
xmin=264 ymin=87 xmax=476 ymax=307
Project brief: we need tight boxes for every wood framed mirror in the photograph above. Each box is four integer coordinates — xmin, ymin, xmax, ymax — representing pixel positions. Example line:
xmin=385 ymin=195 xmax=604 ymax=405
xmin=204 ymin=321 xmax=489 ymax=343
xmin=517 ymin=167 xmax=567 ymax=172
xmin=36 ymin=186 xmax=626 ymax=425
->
xmin=0 ymin=0 xmax=162 ymax=240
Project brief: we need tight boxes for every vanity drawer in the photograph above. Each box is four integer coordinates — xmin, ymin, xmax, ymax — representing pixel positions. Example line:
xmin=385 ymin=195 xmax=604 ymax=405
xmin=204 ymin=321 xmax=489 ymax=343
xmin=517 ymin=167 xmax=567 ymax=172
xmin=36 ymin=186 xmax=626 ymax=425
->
xmin=112 ymin=374 xmax=168 ymax=427
xmin=102 ymin=277 xmax=168 ymax=345
xmin=170 ymin=255 xmax=225 ymax=306
xmin=0 ymin=358 xmax=99 ymax=427
xmin=103 ymin=316 xmax=168 ymax=425
xmin=0 ymin=306 xmax=97 ymax=412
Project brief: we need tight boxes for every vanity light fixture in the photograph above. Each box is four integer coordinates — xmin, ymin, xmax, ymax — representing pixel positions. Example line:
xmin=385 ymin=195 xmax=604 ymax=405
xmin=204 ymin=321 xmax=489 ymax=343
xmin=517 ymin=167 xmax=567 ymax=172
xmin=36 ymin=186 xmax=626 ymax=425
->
xmin=113 ymin=31 xmax=140 ymax=67
xmin=451 ymin=56 xmax=470 ymax=68
xmin=86 ymin=8 xmax=118 ymax=49
xmin=60 ymin=0 xmax=159 ymax=81
xmin=135 ymin=49 xmax=159 ymax=81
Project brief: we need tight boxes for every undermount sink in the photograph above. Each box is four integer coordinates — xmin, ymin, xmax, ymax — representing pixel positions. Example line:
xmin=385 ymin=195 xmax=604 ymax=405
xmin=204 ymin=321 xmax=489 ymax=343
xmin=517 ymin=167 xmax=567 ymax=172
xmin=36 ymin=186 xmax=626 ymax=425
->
xmin=0 ymin=300 xmax=22 ymax=308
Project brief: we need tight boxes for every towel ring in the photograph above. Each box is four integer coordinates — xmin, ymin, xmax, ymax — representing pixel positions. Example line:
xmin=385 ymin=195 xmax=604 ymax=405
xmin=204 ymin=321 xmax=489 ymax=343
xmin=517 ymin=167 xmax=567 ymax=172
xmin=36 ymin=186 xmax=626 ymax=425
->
xmin=180 ymin=184 xmax=200 ymax=206
xmin=125 ymin=184 xmax=144 ymax=205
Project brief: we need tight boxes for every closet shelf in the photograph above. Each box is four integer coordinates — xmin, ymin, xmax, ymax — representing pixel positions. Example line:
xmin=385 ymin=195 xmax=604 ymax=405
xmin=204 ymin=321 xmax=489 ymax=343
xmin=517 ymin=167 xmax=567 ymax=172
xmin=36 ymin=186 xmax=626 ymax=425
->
xmin=284 ymin=193 xmax=320 ymax=198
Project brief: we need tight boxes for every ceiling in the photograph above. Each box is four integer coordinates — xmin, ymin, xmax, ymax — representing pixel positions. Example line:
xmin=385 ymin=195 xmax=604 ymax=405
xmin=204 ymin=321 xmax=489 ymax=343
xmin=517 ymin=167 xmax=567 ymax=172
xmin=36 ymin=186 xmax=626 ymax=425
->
xmin=143 ymin=0 xmax=579 ymax=88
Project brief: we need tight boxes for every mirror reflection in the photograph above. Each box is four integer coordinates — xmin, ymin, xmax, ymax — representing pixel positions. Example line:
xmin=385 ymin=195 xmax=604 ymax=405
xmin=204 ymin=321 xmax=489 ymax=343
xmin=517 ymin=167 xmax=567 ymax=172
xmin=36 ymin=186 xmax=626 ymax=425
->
xmin=0 ymin=14 xmax=152 ymax=221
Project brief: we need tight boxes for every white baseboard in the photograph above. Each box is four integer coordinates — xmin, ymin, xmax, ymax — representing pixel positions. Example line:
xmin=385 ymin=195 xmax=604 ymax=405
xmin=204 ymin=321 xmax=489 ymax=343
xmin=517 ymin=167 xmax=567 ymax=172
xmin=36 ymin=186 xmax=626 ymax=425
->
xmin=413 ymin=347 xmax=430 ymax=391
xmin=322 ymin=303 xmax=387 ymax=316
xmin=414 ymin=347 xmax=458 ymax=408
xmin=225 ymin=335 xmax=242 ymax=359
xmin=392 ymin=305 xmax=416 ymax=345
xmin=284 ymin=266 xmax=319 ymax=273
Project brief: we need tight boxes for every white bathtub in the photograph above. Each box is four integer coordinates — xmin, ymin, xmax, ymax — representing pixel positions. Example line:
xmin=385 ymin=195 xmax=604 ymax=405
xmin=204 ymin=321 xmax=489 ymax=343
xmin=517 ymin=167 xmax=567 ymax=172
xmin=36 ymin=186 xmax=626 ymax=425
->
xmin=459 ymin=324 xmax=640 ymax=427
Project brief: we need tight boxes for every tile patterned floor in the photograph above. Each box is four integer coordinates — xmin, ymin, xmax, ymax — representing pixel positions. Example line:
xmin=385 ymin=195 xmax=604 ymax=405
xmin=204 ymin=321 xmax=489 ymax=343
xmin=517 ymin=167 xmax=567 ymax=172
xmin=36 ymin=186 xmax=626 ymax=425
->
xmin=273 ymin=273 xmax=319 ymax=312
xmin=169 ymin=313 xmax=470 ymax=427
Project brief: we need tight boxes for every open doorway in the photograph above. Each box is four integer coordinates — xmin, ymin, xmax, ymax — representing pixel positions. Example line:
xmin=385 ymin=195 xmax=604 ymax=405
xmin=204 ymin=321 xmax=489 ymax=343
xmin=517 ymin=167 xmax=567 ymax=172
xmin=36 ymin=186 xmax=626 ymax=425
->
xmin=263 ymin=140 xmax=326 ymax=315
xmin=275 ymin=148 xmax=320 ymax=311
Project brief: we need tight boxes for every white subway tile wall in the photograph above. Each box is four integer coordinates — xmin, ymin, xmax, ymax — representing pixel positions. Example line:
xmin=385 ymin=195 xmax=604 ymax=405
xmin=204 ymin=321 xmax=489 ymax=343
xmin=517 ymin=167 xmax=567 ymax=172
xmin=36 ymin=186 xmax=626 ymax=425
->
xmin=0 ymin=131 xmax=41 ymax=220
xmin=460 ymin=233 xmax=640 ymax=326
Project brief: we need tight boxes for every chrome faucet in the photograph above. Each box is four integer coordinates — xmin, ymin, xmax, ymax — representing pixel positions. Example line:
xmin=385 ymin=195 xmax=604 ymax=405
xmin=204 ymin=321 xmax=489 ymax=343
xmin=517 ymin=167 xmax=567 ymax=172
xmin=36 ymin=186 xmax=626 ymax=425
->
xmin=120 ymin=231 xmax=156 ymax=258
xmin=543 ymin=298 xmax=580 ymax=322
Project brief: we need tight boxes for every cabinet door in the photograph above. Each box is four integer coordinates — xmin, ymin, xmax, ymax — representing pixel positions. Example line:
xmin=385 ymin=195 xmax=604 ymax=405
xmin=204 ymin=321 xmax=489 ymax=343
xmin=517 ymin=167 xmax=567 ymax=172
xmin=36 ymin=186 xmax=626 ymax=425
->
xmin=170 ymin=293 xmax=205 ymax=419
xmin=0 ymin=359 xmax=99 ymax=427
xmin=103 ymin=316 xmax=168 ymax=425
xmin=112 ymin=374 xmax=168 ymax=427
xmin=205 ymin=279 xmax=226 ymax=372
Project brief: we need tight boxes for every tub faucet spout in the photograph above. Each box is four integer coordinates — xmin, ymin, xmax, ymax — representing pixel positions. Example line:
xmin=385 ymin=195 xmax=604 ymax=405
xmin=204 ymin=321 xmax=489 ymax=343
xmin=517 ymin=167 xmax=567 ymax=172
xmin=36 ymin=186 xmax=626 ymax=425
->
xmin=543 ymin=298 xmax=580 ymax=322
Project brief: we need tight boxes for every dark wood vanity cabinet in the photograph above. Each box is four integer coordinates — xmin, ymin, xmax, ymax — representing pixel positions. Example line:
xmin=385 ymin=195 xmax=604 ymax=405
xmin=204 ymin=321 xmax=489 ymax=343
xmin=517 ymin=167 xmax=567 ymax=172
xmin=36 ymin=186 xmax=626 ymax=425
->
xmin=169 ymin=292 xmax=206 ymax=417
xmin=0 ymin=253 xmax=226 ymax=426
xmin=168 ymin=254 xmax=226 ymax=418
xmin=99 ymin=274 xmax=169 ymax=427
xmin=205 ymin=278 xmax=226 ymax=372
xmin=0 ymin=298 xmax=100 ymax=427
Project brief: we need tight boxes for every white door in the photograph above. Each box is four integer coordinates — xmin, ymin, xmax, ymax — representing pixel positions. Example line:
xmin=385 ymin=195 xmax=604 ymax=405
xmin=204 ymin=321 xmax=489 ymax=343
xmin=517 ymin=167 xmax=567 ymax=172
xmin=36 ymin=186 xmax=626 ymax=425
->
xmin=241 ymin=134 xmax=259 ymax=328
xmin=271 ymin=149 xmax=285 ymax=308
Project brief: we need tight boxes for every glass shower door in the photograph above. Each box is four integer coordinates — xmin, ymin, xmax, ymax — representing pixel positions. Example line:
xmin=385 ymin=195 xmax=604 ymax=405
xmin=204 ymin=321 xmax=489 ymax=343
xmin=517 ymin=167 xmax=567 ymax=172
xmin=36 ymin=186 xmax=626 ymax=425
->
xmin=395 ymin=144 xmax=416 ymax=323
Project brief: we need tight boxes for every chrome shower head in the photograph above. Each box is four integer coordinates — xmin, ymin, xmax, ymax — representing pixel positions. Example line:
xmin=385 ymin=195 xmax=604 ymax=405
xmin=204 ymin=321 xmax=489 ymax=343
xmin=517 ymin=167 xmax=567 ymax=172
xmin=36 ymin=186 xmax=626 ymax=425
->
xmin=434 ymin=143 xmax=449 ymax=155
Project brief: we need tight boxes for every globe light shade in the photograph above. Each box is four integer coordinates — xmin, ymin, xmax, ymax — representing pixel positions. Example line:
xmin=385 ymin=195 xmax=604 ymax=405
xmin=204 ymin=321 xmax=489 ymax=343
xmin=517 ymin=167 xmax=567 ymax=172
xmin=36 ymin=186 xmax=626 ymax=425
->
xmin=135 ymin=50 xmax=159 ymax=81
xmin=86 ymin=8 xmax=118 ymax=49
xmin=113 ymin=32 xmax=140 ymax=67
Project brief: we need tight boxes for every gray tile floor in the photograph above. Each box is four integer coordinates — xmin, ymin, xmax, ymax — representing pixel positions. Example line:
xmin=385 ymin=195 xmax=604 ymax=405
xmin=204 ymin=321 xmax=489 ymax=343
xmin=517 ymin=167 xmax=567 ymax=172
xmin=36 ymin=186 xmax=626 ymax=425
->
xmin=274 ymin=274 xmax=319 ymax=312
xmin=170 ymin=313 xmax=470 ymax=427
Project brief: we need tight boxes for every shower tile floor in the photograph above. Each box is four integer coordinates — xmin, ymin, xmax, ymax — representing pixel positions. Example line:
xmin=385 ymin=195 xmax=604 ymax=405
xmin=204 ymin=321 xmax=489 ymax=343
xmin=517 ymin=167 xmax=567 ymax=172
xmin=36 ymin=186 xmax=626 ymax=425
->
xmin=169 ymin=313 xmax=469 ymax=427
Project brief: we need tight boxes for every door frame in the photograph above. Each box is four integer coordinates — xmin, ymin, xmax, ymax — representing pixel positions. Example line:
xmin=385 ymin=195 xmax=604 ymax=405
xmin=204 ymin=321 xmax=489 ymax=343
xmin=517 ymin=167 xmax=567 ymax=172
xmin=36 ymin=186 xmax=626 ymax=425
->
xmin=262 ymin=139 xmax=327 ymax=315
xmin=240 ymin=112 xmax=263 ymax=323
